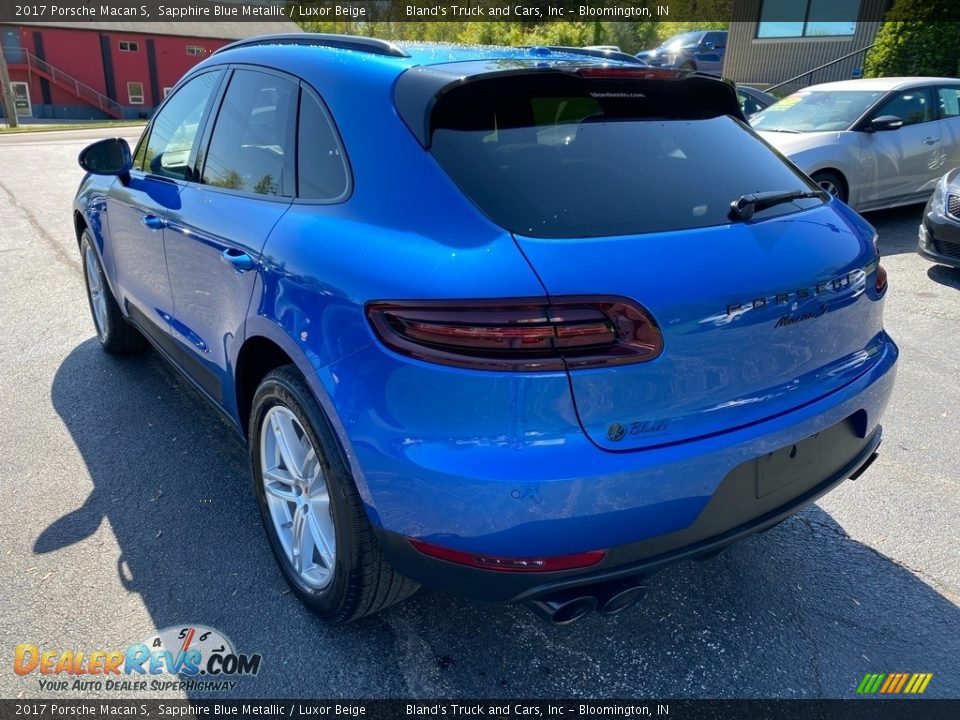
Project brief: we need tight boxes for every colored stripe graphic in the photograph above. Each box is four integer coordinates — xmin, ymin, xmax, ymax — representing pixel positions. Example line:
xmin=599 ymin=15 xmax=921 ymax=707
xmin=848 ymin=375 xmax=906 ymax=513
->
xmin=894 ymin=673 xmax=909 ymax=693
xmin=857 ymin=673 xmax=885 ymax=694
xmin=857 ymin=672 xmax=932 ymax=694
xmin=906 ymin=673 xmax=933 ymax=694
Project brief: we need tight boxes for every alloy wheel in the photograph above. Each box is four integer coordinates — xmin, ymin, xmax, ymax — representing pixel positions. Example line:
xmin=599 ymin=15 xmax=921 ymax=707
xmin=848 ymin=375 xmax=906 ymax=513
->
xmin=818 ymin=179 xmax=840 ymax=198
xmin=260 ymin=405 xmax=336 ymax=589
xmin=84 ymin=244 xmax=108 ymax=341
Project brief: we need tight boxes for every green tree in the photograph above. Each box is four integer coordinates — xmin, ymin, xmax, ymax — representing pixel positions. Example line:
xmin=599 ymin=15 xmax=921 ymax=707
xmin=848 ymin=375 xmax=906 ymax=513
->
xmin=287 ymin=0 xmax=732 ymax=54
xmin=865 ymin=0 xmax=960 ymax=77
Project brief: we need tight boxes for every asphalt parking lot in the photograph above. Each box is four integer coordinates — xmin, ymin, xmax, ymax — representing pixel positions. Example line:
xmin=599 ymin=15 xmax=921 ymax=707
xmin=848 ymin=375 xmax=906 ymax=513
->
xmin=0 ymin=127 xmax=958 ymax=700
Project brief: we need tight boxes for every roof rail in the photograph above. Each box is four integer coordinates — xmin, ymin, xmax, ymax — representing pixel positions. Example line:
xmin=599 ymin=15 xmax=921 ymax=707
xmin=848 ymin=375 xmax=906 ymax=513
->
xmin=213 ymin=33 xmax=410 ymax=59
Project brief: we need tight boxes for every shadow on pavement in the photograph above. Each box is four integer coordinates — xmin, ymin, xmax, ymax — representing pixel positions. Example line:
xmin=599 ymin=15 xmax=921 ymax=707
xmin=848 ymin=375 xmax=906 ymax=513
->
xmin=927 ymin=263 xmax=960 ymax=290
xmin=44 ymin=338 xmax=960 ymax=698
xmin=864 ymin=204 xmax=924 ymax=256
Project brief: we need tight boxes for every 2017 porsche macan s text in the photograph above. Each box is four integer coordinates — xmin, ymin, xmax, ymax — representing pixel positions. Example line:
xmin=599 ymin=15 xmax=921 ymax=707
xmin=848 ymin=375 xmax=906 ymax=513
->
xmin=74 ymin=35 xmax=898 ymax=625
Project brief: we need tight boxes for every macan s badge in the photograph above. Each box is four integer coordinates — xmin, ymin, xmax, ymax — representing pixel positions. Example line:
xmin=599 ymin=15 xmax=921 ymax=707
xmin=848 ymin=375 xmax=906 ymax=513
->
xmin=724 ymin=266 xmax=883 ymax=319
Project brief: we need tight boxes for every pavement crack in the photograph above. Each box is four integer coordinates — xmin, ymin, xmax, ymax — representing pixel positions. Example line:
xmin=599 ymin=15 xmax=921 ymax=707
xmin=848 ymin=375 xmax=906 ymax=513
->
xmin=793 ymin=511 xmax=958 ymax=602
xmin=0 ymin=176 xmax=81 ymax=275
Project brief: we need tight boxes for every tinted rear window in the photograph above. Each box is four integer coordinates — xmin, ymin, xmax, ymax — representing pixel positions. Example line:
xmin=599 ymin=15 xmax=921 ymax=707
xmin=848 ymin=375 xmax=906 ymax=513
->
xmin=429 ymin=74 xmax=821 ymax=238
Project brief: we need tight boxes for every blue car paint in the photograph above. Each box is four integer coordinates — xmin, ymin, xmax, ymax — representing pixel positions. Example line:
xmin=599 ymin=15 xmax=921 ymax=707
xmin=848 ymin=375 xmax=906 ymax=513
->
xmin=164 ymin=184 xmax=293 ymax=410
xmin=515 ymin=203 xmax=887 ymax=452
xmin=314 ymin=338 xmax=895 ymax=556
xmin=75 ymin=41 xmax=897 ymax=578
xmin=103 ymin=174 xmax=181 ymax=333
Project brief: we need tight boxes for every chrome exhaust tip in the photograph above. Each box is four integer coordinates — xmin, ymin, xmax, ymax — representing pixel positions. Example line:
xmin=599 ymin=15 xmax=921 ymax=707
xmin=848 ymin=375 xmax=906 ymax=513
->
xmin=528 ymin=592 xmax=598 ymax=625
xmin=596 ymin=582 xmax=646 ymax=616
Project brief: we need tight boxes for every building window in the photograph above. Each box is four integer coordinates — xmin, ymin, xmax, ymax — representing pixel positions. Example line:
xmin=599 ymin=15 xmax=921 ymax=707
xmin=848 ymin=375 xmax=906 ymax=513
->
xmin=186 ymin=46 xmax=205 ymax=56
xmin=118 ymin=40 xmax=139 ymax=52
xmin=757 ymin=0 xmax=860 ymax=38
xmin=128 ymin=82 xmax=145 ymax=105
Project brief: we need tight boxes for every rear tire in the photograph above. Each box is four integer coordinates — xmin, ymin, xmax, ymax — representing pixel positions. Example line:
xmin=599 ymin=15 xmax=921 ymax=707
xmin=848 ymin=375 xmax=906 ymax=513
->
xmin=249 ymin=365 xmax=418 ymax=621
xmin=811 ymin=170 xmax=848 ymax=203
xmin=80 ymin=232 xmax=147 ymax=354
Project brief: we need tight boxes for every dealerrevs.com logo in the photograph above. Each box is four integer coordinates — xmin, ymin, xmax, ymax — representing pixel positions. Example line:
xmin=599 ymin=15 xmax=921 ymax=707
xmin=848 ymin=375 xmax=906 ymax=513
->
xmin=13 ymin=625 xmax=262 ymax=693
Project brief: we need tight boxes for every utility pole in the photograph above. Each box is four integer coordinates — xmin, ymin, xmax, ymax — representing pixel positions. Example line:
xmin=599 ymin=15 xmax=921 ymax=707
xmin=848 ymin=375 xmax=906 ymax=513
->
xmin=0 ymin=37 xmax=20 ymax=129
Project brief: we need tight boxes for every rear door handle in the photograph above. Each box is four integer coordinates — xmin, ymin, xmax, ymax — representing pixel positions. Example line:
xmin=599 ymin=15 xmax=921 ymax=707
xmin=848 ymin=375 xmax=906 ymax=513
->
xmin=923 ymin=137 xmax=940 ymax=145
xmin=220 ymin=248 xmax=256 ymax=272
xmin=141 ymin=215 xmax=165 ymax=230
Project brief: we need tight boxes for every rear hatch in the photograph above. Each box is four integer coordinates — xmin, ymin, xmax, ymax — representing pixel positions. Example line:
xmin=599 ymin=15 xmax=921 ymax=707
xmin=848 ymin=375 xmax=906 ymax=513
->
xmin=423 ymin=66 xmax=886 ymax=450
xmin=513 ymin=215 xmax=883 ymax=450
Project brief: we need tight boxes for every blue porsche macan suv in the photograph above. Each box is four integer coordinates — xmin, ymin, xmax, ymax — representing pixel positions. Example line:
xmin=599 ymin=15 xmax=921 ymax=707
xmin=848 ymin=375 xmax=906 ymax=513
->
xmin=74 ymin=34 xmax=898 ymax=625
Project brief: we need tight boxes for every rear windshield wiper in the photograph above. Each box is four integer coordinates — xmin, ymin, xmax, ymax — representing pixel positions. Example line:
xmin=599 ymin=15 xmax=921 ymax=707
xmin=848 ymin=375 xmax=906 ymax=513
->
xmin=728 ymin=189 xmax=826 ymax=221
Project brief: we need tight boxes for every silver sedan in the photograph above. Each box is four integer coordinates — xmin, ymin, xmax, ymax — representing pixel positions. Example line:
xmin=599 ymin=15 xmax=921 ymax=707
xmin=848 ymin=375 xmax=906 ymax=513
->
xmin=750 ymin=77 xmax=960 ymax=211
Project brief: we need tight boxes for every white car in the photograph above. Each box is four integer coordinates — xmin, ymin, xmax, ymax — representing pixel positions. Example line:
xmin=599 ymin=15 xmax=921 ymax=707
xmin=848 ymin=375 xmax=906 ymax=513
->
xmin=751 ymin=77 xmax=960 ymax=211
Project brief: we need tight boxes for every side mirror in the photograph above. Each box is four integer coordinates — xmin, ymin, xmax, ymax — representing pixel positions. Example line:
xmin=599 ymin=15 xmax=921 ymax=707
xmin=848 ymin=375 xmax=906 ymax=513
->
xmin=79 ymin=138 xmax=133 ymax=176
xmin=704 ymin=41 xmax=716 ymax=50
xmin=865 ymin=115 xmax=904 ymax=132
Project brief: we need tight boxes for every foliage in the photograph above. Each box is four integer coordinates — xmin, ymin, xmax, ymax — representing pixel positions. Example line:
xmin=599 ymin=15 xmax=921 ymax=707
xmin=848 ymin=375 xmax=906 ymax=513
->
xmin=286 ymin=1 xmax=732 ymax=54
xmin=864 ymin=1 xmax=960 ymax=78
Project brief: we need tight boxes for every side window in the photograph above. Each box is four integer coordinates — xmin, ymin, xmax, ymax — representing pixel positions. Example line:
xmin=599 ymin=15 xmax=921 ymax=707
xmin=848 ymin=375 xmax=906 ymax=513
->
xmin=705 ymin=32 xmax=724 ymax=48
xmin=297 ymin=89 xmax=349 ymax=201
xmin=739 ymin=91 xmax=761 ymax=117
xmin=873 ymin=89 xmax=934 ymax=127
xmin=201 ymin=70 xmax=297 ymax=196
xmin=143 ymin=70 xmax=222 ymax=180
xmin=937 ymin=87 xmax=960 ymax=119
xmin=132 ymin=129 xmax=149 ymax=170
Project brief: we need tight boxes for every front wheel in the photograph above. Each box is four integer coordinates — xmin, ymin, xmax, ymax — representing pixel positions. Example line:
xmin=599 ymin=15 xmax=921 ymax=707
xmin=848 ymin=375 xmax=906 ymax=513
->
xmin=249 ymin=365 xmax=418 ymax=621
xmin=80 ymin=232 xmax=147 ymax=354
xmin=811 ymin=170 xmax=848 ymax=203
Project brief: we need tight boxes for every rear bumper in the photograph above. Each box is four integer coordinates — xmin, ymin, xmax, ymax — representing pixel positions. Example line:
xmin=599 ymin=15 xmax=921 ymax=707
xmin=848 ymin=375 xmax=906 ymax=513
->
xmin=314 ymin=332 xmax=898 ymax=601
xmin=327 ymin=333 xmax=898 ymax=602
xmin=374 ymin=423 xmax=881 ymax=602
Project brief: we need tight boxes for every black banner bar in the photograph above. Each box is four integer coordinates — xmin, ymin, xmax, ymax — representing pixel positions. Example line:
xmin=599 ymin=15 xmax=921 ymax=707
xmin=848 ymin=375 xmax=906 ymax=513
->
xmin=1 ymin=700 xmax=960 ymax=720
xmin=2 ymin=1 xmax=947 ymax=25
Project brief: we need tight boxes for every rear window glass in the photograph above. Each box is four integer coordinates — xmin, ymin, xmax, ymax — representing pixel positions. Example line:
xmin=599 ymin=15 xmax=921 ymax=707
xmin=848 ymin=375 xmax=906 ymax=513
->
xmin=429 ymin=75 xmax=820 ymax=238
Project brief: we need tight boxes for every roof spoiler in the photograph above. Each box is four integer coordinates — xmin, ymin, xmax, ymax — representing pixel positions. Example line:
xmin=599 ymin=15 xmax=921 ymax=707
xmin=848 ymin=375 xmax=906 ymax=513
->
xmin=395 ymin=65 xmax=743 ymax=147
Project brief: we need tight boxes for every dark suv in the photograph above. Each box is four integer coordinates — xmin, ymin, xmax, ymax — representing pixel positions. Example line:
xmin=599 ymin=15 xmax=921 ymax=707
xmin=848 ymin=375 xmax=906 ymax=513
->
xmin=636 ymin=30 xmax=727 ymax=74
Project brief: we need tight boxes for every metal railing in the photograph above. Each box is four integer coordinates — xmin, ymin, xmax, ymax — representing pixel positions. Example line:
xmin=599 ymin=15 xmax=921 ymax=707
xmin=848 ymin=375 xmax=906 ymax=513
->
xmin=4 ymin=48 xmax=123 ymax=118
xmin=765 ymin=44 xmax=876 ymax=94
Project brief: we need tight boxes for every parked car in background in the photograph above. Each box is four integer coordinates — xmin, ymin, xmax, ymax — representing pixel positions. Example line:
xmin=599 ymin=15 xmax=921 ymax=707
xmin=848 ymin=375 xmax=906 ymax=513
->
xmin=636 ymin=30 xmax=727 ymax=74
xmin=737 ymin=85 xmax=777 ymax=117
xmin=751 ymin=77 xmax=960 ymax=211
xmin=74 ymin=35 xmax=896 ymax=626
xmin=918 ymin=167 xmax=960 ymax=268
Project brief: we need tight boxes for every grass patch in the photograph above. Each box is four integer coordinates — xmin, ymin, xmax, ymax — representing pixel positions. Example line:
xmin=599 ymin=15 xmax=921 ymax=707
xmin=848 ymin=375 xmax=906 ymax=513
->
xmin=0 ymin=120 xmax=147 ymax=134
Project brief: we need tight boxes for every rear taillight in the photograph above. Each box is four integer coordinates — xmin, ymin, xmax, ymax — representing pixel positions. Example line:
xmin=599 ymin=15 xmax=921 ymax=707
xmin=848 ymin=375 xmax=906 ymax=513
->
xmin=876 ymin=264 xmax=888 ymax=293
xmin=408 ymin=538 xmax=606 ymax=572
xmin=365 ymin=296 xmax=662 ymax=371
xmin=871 ymin=232 xmax=888 ymax=294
